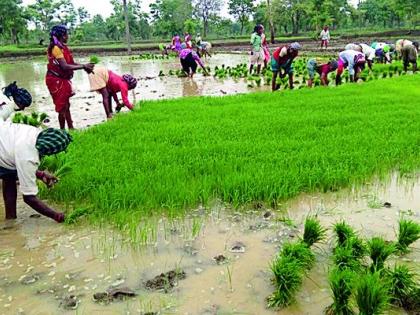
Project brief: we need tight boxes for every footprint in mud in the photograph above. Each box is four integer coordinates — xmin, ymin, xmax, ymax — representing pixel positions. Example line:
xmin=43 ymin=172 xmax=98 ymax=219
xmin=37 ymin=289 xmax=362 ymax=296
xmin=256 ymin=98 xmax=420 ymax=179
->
xmin=60 ymin=295 xmax=80 ymax=310
xmin=93 ymin=286 xmax=137 ymax=304
xmin=144 ymin=269 xmax=186 ymax=292
xmin=213 ymin=254 xmax=227 ymax=265
xmin=230 ymin=241 xmax=246 ymax=253
xmin=19 ymin=274 xmax=40 ymax=285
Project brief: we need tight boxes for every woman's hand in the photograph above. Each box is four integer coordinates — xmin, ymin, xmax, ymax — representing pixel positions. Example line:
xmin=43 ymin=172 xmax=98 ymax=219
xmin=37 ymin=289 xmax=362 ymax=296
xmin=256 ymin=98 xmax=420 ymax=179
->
xmin=83 ymin=63 xmax=95 ymax=74
xmin=37 ymin=171 xmax=59 ymax=188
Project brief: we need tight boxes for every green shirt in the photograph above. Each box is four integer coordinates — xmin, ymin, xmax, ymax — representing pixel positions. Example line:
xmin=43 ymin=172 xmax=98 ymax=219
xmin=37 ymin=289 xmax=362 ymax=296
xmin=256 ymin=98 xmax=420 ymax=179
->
xmin=250 ymin=33 xmax=262 ymax=52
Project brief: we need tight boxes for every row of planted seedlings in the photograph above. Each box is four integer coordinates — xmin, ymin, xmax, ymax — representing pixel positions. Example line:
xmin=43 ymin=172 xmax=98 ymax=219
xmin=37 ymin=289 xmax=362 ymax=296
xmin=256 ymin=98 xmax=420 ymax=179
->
xmin=268 ymin=217 xmax=420 ymax=314
xmin=160 ymin=57 xmax=417 ymax=90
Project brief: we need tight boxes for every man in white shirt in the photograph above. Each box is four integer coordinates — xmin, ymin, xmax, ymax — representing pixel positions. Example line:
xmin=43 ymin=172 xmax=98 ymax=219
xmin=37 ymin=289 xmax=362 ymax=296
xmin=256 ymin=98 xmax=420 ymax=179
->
xmin=0 ymin=123 xmax=72 ymax=222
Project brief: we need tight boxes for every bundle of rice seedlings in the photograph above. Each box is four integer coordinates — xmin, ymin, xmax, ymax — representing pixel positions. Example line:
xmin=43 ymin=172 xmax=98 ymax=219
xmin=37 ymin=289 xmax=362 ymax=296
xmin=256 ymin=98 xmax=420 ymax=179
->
xmin=355 ymin=272 xmax=390 ymax=315
xmin=325 ymin=268 xmax=355 ymax=315
xmin=334 ymin=221 xmax=356 ymax=248
xmin=347 ymin=236 xmax=367 ymax=260
xmin=386 ymin=265 xmax=418 ymax=309
xmin=268 ymin=256 xmax=304 ymax=308
xmin=281 ymin=242 xmax=315 ymax=269
xmin=367 ymin=237 xmax=395 ymax=271
xmin=333 ymin=246 xmax=362 ymax=272
xmin=396 ymin=219 xmax=420 ymax=254
xmin=303 ymin=217 xmax=326 ymax=247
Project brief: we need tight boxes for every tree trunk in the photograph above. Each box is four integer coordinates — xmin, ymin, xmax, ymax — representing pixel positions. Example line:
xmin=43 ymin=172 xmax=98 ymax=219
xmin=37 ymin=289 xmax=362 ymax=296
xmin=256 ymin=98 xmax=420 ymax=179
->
xmin=266 ymin=0 xmax=275 ymax=43
xmin=123 ymin=0 xmax=131 ymax=55
xmin=240 ymin=20 xmax=244 ymax=34
xmin=203 ymin=19 xmax=208 ymax=37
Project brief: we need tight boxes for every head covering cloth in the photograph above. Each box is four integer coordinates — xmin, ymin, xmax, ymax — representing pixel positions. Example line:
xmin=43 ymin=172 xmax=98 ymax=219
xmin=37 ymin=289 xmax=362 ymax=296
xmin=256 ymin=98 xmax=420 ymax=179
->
xmin=2 ymin=81 xmax=32 ymax=109
xmin=36 ymin=128 xmax=72 ymax=156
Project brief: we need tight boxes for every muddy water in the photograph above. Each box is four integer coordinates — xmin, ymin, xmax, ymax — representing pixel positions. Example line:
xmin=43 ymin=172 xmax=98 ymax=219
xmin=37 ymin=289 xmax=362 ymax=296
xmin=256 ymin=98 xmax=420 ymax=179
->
xmin=0 ymin=173 xmax=419 ymax=315
xmin=0 ymin=54 xmax=272 ymax=129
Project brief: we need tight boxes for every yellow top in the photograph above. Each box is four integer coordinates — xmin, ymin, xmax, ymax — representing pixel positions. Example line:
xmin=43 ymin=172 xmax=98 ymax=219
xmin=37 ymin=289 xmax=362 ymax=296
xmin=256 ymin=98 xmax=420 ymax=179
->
xmin=52 ymin=46 xmax=64 ymax=59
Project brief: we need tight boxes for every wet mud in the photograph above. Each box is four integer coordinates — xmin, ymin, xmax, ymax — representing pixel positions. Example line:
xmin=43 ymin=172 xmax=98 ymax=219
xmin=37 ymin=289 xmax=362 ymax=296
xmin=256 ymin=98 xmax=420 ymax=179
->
xmin=0 ymin=173 xmax=418 ymax=314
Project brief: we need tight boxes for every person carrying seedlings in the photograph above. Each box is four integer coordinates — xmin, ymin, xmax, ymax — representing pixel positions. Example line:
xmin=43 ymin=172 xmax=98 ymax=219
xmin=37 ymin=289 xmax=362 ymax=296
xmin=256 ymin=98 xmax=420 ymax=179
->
xmin=179 ymin=44 xmax=208 ymax=78
xmin=0 ymin=123 xmax=72 ymax=223
xmin=271 ymin=42 xmax=301 ymax=91
xmin=45 ymin=25 xmax=94 ymax=130
xmin=88 ymin=67 xmax=138 ymax=118
xmin=320 ymin=26 xmax=330 ymax=49
xmin=401 ymin=42 xmax=418 ymax=72
xmin=249 ymin=25 xmax=264 ymax=74
xmin=0 ymin=82 xmax=32 ymax=122
xmin=335 ymin=50 xmax=366 ymax=85
xmin=306 ymin=59 xmax=338 ymax=87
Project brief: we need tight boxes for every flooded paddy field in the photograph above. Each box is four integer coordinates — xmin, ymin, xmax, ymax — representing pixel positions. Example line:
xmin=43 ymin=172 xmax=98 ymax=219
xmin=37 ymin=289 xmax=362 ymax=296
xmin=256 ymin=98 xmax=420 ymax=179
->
xmin=1 ymin=173 xmax=418 ymax=315
xmin=0 ymin=54 xmax=268 ymax=129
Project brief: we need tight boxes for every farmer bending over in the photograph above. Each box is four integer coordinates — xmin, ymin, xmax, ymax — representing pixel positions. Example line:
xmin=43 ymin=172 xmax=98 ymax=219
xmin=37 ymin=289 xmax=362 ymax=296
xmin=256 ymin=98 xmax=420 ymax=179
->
xmin=401 ymin=42 xmax=418 ymax=72
xmin=1 ymin=82 xmax=32 ymax=121
xmin=306 ymin=59 xmax=338 ymax=87
xmin=271 ymin=42 xmax=301 ymax=91
xmin=88 ymin=67 xmax=137 ymax=119
xmin=345 ymin=43 xmax=375 ymax=70
xmin=0 ymin=124 xmax=72 ymax=223
xmin=179 ymin=44 xmax=208 ymax=78
xmin=336 ymin=50 xmax=366 ymax=85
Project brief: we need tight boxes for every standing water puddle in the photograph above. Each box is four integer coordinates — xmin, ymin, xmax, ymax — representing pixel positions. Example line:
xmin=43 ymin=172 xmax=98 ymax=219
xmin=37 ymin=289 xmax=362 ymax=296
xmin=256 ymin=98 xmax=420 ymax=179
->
xmin=0 ymin=54 xmax=271 ymax=129
xmin=0 ymin=173 xmax=419 ymax=314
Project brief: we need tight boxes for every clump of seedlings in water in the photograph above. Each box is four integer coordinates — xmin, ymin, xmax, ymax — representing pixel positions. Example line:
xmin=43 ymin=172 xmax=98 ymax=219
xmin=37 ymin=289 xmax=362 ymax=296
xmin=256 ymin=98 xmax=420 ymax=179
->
xmin=355 ymin=271 xmax=390 ymax=315
xmin=334 ymin=221 xmax=356 ymax=248
xmin=325 ymin=268 xmax=355 ymax=315
xmin=396 ymin=218 xmax=420 ymax=254
xmin=268 ymin=217 xmax=325 ymax=309
xmin=386 ymin=264 xmax=419 ymax=311
xmin=303 ymin=216 xmax=327 ymax=247
xmin=367 ymin=237 xmax=395 ymax=272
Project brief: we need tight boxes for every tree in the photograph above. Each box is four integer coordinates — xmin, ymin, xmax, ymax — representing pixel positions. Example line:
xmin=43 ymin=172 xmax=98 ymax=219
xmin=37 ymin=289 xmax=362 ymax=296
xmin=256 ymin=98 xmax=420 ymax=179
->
xmin=0 ymin=0 xmax=27 ymax=44
xmin=123 ymin=0 xmax=131 ymax=54
xmin=150 ymin=0 xmax=194 ymax=37
xmin=194 ymin=0 xmax=222 ymax=37
xmin=228 ymin=0 xmax=255 ymax=34
xmin=26 ymin=0 xmax=74 ymax=31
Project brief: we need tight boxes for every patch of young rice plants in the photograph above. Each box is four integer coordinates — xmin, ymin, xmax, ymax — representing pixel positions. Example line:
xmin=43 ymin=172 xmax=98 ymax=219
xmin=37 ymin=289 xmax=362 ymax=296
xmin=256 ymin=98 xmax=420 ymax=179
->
xmin=386 ymin=265 xmax=418 ymax=310
xmin=396 ymin=218 xmax=420 ymax=254
xmin=325 ymin=268 xmax=355 ymax=315
xmin=268 ymin=256 xmax=304 ymax=308
xmin=333 ymin=245 xmax=363 ymax=272
xmin=367 ymin=237 xmax=395 ymax=272
xmin=355 ymin=272 xmax=390 ymax=315
xmin=280 ymin=242 xmax=316 ymax=269
xmin=43 ymin=76 xmax=420 ymax=226
xmin=303 ymin=216 xmax=326 ymax=247
xmin=334 ymin=221 xmax=356 ymax=248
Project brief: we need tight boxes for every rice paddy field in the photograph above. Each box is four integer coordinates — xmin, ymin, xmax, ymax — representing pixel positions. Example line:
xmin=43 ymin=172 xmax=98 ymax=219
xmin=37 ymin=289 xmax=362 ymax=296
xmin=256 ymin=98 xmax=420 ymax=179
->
xmin=1 ymin=52 xmax=420 ymax=314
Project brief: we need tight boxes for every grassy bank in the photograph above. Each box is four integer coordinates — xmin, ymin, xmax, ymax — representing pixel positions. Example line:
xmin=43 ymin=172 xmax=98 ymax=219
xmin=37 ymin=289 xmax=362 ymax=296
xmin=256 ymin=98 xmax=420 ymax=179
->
xmin=44 ymin=75 xmax=420 ymax=224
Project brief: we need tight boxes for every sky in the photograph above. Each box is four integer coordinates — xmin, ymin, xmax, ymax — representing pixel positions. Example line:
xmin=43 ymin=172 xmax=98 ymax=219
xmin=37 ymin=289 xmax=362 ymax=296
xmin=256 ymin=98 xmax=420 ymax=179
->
xmin=22 ymin=0 xmax=358 ymax=19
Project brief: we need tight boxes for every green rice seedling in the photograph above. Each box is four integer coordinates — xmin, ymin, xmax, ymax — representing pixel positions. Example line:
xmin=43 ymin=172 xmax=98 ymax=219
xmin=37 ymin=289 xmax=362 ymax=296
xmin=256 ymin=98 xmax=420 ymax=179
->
xmin=255 ymin=77 xmax=262 ymax=87
xmin=65 ymin=207 xmax=92 ymax=224
xmin=303 ymin=216 xmax=326 ymax=247
xmin=396 ymin=218 xmax=420 ymax=254
xmin=367 ymin=237 xmax=395 ymax=271
xmin=268 ymin=256 xmax=304 ymax=308
xmin=355 ymin=271 xmax=390 ymax=315
xmin=386 ymin=264 xmax=417 ymax=309
xmin=325 ymin=268 xmax=355 ymax=315
xmin=89 ymin=55 xmax=100 ymax=64
xmin=334 ymin=221 xmax=356 ymax=248
xmin=333 ymin=246 xmax=362 ymax=271
xmin=281 ymin=242 xmax=315 ymax=269
xmin=346 ymin=236 xmax=367 ymax=260
xmin=158 ymin=70 xmax=165 ymax=77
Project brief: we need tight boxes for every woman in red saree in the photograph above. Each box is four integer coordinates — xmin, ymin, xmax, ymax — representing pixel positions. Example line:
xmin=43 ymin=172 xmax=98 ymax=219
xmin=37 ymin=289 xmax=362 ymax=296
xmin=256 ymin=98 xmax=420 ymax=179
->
xmin=45 ymin=25 xmax=94 ymax=129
